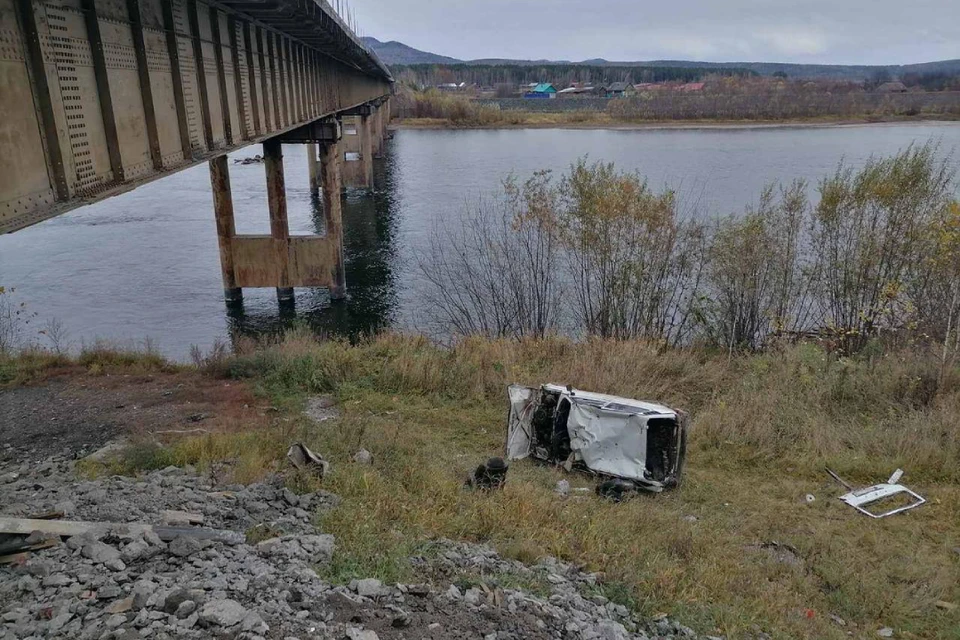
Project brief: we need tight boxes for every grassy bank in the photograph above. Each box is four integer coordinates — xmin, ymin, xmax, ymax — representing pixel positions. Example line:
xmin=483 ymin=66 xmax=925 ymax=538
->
xmin=7 ymin=333 xmax=959 ymax=639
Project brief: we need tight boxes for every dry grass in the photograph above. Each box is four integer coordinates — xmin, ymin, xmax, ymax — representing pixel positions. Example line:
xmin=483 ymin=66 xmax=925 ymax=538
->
xmin=7 ymin=333 xmax=960 ymax=638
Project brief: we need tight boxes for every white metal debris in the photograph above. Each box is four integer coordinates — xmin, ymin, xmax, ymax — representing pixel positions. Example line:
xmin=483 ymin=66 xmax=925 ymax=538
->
xmin=827 ymin=468 xmax=926 ymax=518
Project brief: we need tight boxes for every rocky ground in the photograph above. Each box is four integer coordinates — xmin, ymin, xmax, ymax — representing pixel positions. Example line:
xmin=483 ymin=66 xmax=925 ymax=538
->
xmin=0 ymin=453 xmax=712 ymax=640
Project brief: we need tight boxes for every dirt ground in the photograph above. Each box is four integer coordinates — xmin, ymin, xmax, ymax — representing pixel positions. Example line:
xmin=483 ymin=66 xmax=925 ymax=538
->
xmin=0 ymin=369 xmax=264 ymax=464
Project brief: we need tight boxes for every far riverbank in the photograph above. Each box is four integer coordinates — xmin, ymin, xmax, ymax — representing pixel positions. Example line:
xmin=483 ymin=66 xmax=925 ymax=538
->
xmin=392 ymin=113 xmax=960 ymax=131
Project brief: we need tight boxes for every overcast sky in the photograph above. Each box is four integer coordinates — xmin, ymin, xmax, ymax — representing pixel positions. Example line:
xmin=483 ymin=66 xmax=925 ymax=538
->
xmin=352 ymin=0 xmax=959 ymax=65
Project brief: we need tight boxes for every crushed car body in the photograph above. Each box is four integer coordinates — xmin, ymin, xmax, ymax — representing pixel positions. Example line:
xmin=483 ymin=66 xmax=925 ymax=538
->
xmin=506 ymin=384 xmax=688 ymax=492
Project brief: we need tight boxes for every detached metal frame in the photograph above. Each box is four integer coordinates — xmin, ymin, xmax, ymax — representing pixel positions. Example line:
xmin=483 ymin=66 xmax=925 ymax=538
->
xmin=827 ymin=468 xmax=926 ymax=519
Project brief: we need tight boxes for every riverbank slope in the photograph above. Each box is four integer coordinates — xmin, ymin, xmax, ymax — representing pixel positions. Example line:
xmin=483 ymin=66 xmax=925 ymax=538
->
xmin=2 ymin=335 xmax=958 ymax=638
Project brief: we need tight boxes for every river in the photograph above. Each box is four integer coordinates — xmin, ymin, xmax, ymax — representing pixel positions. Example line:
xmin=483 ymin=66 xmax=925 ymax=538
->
xmin=2 ymin=122 xmax=959 ymax=359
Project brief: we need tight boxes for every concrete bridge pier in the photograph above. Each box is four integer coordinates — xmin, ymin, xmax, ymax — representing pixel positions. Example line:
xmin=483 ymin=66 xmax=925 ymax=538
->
xmin=319 ymin=139 xmax=346 ymax=299
xmin=209 ymin=156 xmax=243 ymax=306
xmin=263 ymin=140 xmax=295 ymax=305
xmin=339 ymin=105 xmax=377 ymax=190
xmin=359 ymin=113 xmax=374 ymax=188
xmin=208 ymin=117 xmax=349 ymax=308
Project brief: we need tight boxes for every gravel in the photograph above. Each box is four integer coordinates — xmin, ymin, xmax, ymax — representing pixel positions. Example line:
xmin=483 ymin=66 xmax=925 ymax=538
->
xmin=0 ymin=455 xmax=717 ymax=639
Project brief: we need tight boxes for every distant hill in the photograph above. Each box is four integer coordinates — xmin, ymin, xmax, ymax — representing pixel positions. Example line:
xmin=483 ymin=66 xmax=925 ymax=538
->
xmin=364 ymin=37 xmax=960 ymax=81
xmin=361 ymin=37 xmax=461 ymax=65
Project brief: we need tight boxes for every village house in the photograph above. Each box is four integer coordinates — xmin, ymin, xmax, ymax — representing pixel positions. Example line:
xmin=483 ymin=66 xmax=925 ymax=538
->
xmin=524 ymin=83 xmax=557 ymax=99
xmin=604 ymin=81 xmax=635 ymax=98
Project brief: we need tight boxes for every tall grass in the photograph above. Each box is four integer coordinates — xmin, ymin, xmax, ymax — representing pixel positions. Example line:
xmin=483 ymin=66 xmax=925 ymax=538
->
xmin=395 ymin=89 xmax=506 ymax=126
xmin=223 ymin=331 xmax=960 ymax=482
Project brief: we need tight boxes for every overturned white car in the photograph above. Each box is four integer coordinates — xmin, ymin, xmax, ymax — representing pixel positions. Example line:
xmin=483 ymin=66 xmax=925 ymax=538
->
xmin=506 ymin=384 xmax=689 ymax=492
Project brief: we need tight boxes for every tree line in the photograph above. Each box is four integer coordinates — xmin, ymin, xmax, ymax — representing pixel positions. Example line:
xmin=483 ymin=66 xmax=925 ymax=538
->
xmin=391 ymin=63 xmax=755 ymax=89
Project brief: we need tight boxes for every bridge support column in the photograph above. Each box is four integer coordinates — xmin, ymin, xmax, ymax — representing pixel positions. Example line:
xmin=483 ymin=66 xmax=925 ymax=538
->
xmin=319 ymin=140 xmax=346 ymax=300
xmin=360 ymin=113 xmax=374 ymax=189
xmin=209 ymin=156 xmax=242 ymax=305
xmin=371 ymin=106 xmax=383 ymax=158
xmin=306 ymin=143 xmax=320 ymax=193
xmin=264 ymin=140 xmax=294 ymax=305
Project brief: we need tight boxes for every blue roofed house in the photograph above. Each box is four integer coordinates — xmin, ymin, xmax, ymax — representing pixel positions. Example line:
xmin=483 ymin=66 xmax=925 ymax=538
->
xmin=524 ymin=83 xmax=557 ymax=99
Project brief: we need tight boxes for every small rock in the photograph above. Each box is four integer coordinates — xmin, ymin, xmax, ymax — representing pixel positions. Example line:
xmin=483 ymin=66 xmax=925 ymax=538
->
xmin=120 ymin=540 xmax=150 ymax=563
xmin=82 ymin=541 xmax=122 ymax=565
xmin=345 ymin=628 xmax=379 ymax=640
xmin=41 ymin=574 xmax=72 ymax=588
xmin=105 ymin=597 xmax=134 ymax=614
xmin=595 ymin=620 xmax=630 ymax=640
xmin=105 ymin=613 xmax=127 ymax=629
xmin=175 ymin=601 xmax=197 ymax=619
xmin=682 ymin=515 xmax=699 ymax=523
xmin=877 ymin=628 xmax=894 ymax=638
xmin=445 ymin=585 xmax=462 ymax=600
xmin=352 ymin=449 xmax=373 ymax=465
xmin=168 ymin=535 xmax=201 ymax=558
xmin=199 ymin=599 xmax=246 ymax=627
xmin=98 ymin=585 xmax=122 ymax=599
xmin=829 ymin=614 xmax=846 ymax=626
xmin=48 ymin=611 xmax=73 ymax=632
xmin=354 ymin=578 xmax=383 ymax=598
xmin=104 ymin=558 xmax=126 ymax=572
xmin=555 ymin=480 xmax=570 ymax=496
xmin=163 ymin=588 xmax=203 ymax=614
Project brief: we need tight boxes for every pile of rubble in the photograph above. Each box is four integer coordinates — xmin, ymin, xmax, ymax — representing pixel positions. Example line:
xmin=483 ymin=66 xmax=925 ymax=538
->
xmin=0 ymin=456 xmax=713 ymax=639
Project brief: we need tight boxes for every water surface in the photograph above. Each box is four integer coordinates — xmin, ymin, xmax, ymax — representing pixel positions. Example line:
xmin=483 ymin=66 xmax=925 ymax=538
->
xmin=2 ymin=122 xmax=959 ymax=359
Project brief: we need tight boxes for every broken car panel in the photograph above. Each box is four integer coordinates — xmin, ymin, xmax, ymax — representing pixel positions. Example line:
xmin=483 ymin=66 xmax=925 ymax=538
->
xmin=506 ymin=384 xmax=688 ymax=492
xmin=827 ymin=468 xmax=926 ymax=518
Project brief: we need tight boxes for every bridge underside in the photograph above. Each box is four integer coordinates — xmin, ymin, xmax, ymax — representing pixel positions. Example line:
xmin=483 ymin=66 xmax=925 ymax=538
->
xmin=0 ymin=0 xmax=392 ymax=234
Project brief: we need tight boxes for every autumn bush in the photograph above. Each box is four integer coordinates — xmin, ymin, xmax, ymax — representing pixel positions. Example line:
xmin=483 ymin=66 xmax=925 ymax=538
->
xmin=420 ymin=143 xmax=960 ymax=371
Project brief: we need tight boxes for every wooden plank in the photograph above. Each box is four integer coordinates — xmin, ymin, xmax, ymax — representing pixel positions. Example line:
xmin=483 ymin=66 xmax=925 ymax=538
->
xmin=209 ymin=6 xmax=232 ymax=145
xmin=161 ymin=0 xmax=193 ymax=160
xmin=227 ymin=15 xmax=247 ymax=140
xmin=186 ymin=0 xmax=213 ymax=149
xmin=15 ymin=0 xmax=68 ymax=200
xmin=81 ymin=0 xmax=124 ymax=182
xmin=126 ymin=0 xmax=162 ymax=169
xmin=0 ymin=517 xmax=244 ymax=544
